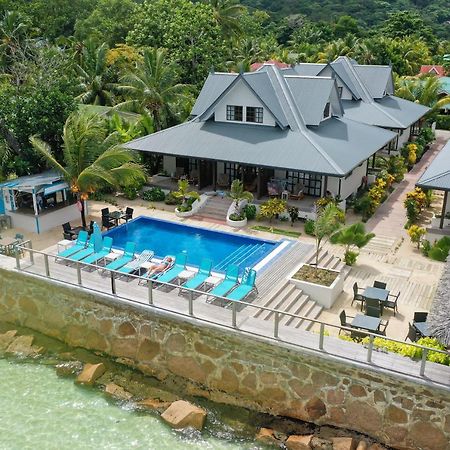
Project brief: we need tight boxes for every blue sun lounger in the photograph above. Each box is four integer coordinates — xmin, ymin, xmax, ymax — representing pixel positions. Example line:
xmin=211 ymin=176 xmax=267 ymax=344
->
xmin=103 ymin=242 xmax=136 ymax=271
xmin=208 ymin=264 xmax=239 ymax=298
xmin=226 ymin=268 xmax=258 ymax=302
xmin=81 ymin=237 xmax=113 ymax=265
xmin=69 ymin=235 xmax=96 ymax=262
xmin=154 ymin=253 xmax=188 ymax=285
xmin=179 ymin=259 xmax=212 ymax=295
xmin=56 ymin=230 xmax=88 ymax=259
xmin=118 ymin=249 xmax=154 ymax=275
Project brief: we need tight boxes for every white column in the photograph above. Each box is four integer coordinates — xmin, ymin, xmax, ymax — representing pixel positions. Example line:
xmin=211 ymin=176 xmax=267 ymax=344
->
xmin=32 ymin=190 xmax=39 ymax=216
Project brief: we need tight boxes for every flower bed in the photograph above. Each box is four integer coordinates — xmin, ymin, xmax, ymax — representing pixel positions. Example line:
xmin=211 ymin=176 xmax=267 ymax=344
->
xmin=292 ymin=265 xmax=338 ymax=286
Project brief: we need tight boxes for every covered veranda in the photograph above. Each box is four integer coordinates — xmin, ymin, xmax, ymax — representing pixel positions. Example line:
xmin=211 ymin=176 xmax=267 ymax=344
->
xmin=416 ymin=140 xmax=450 ymax=231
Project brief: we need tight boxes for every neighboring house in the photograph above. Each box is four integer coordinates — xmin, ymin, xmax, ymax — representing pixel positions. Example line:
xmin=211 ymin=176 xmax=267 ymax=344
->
xmin=125 ymin=63 xmax=397 ymax=202
xmin=419 ymin=65 xmax=446 ymax=77
xmin=250 ymin=60 xmax=290 ymax=72
xmin=291 ymin=57 xmax=430 ymax=153
xmin=438 ymin=77 xmax=450 ymax=114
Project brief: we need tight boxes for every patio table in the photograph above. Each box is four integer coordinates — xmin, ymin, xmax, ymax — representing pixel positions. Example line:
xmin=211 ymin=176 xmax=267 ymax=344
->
xmin=413 ymin=321 xmax=431 ymax=338
xmin=108 ymin=211 xmax=123 ymax=226
xmin=363 ymin=287 xmax=389 ymax=302
xmin=351 ymin=314 xmax=381 ymax=333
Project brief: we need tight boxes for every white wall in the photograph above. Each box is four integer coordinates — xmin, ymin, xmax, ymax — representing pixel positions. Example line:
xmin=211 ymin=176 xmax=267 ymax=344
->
xmin=320 ymin=67 xmax=353 ymax=100
xmin=328 ymin=161 xmax=367 ymax=199
xmin=396 ymin=127 xmax=410 ymax=149
xmin=214 ymin=79 xmax=276 ymax=126
xmin=163 ymin=156 xmax=176 ymax=175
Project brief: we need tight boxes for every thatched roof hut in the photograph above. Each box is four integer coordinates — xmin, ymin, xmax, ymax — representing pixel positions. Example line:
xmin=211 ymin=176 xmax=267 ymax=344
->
xmin=428 ymin=257 xmax=450 ymax=346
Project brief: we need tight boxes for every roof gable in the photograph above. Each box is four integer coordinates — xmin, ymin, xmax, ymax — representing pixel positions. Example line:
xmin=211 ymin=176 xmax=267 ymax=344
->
xmin=419 ymin=65 xmax=445 ymax=77
xmin=417 ymin=140 xmax=450 ymax=191
xmin=353 ymin=65 xmax=393 ymax=98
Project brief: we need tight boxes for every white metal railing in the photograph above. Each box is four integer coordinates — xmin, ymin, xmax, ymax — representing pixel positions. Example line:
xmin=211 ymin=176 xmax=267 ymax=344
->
xmin=11 ymin=244 xmax=450 ymax=387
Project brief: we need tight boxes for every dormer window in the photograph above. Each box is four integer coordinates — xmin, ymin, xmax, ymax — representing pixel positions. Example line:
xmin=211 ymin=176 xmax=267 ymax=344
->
xmin=246 ymin=106 xmax=263 ymax=123
xmin=226 ymin=105 xmax=243 ymax=121
xmin=323 ymin=102 xmax=331 ymax=119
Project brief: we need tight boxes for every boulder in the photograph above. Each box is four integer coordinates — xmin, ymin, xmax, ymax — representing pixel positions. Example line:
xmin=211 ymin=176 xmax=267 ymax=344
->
xmin=105 ymin=383 xmax=133 ymax=401
xmin=0 ymin=330 xmax=17 ymax=351
xmin=138 ymin=398 xmax=172 ymax=412
xmin=331 ymin=437 xmax=357 ymax=450
xmin=6 ymin=335 xmax=44 ymax=356
xmin=356 ymin=441 xmax=368 ymax=450
xmin=161 ymin=400 xmax=207 ymax=431
xmin=75 ymin=363 xmax=106 ymax=385
xmin=310 ymin=437 xmax=333 ymax=450
xmin=255 ymin=428 xmax=279 ymax=447
xmin=55 ymin=361 xmax=83 ymax=377
xmin=286 ymin=434 xmax=313 ymax=450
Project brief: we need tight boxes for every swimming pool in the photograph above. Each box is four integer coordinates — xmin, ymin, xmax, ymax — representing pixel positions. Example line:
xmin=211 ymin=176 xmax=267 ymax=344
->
xmin=104 ymin=216 xmax=282 ymax=272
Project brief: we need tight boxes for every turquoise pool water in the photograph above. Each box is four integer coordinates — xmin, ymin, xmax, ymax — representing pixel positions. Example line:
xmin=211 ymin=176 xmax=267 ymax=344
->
xmin=0 ymin=359 xmax=258 ymax=450
xmin=104 ymin=216 xmax=279 ymax=272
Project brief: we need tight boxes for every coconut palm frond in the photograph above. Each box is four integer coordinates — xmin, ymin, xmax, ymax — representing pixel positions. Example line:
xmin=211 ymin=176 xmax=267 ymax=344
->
xmin=29 ymin=135 xmax=69 ymax=179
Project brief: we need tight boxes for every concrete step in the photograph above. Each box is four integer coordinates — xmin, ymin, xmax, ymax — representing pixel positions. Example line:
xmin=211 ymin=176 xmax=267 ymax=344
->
xmin=253 ymin=281 xmax=290 ymax=318
xmin=302 ymin=304 xmax=324 ymax=331
xmin=262 ymin=287 xmax=303 ymax=321
xmin=280 ymin=293 xmax=310 ymax=326
xmin=293 ymin=299 xmax=317 ymax=329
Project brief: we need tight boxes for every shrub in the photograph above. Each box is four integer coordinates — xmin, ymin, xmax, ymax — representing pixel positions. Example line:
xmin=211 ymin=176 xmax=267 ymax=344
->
xmin=404 ymin=187 xmax=427 ymax=225
xmin=304 ymin=220 xmax=315 ymax=235
xmin=243 ymin=204 xmax=257 ymax=220
xmin=436 ymin=114 xmax=450 ymax=130
xmin=428 ymin=236 xmax=450 ymax=262
xmin=288 ymin=206 xmax=299 ymax=226
xmin=407 ymin=225 xmax=426 ymax=249
xmin=123 ymin=186 xmax=139 ymax=200
xmin=164 ymin=192 xmax=182 ymax=205
xmin=257 ymin=198 xmax=286 ymax=222
xmin=229 ymin=212 xmax=245 ymax=221
xmin=142 ymin=187 xmax=166 ymax=202
xmin=421 ymin=239 xmax=431 ymax=256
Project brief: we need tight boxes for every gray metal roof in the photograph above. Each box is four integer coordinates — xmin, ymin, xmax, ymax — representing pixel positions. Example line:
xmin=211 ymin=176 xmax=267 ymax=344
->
xmin=416 ymin=140 xmax=450 ymax=191
xmin=291 ymin=63 xmax=326 ymax=77
xmin=353 ymin=65 xmax=394 ymax=98
xmin=124 ymin=116 xmax=396 ymax=177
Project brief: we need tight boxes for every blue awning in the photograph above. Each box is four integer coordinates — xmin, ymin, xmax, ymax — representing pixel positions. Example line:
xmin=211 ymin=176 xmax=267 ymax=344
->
xmin=43 ymin=182 xmax=68 ymax=196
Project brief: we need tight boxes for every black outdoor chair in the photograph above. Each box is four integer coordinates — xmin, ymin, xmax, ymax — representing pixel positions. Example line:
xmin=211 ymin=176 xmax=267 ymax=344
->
xmin=366 ymin=305 xmax=382 ymax=318
xmin=351 ymin=282 xmax=364 ymax=310
xmin=339 ymin=310 xmax=354 ymax=335
xmin=385 ymin=291 xmax=400 ymax=316
xmin=377 ymin=319 xmax=389 ymax=336
xmin=365 ymin=297 xmax=382 ymax=316
xmin=406 ymin=322 xmax=419 ymax=342
xmin=373 ymin=280 xmax=387 ymax=290
xmin=101 ymin=207 xmax=110 ymax=217
xmin=121 ymin=207 xmax=134 ymax=223
xmin=102 ymin=215 xmax=115 ymax=230
xmin=87 ymin=220 xmax=95 ymax=235
xmin=62 ymin=222 xmax=76 ymax=240
xmin=414 ymin=311 xmax=428 ymax=323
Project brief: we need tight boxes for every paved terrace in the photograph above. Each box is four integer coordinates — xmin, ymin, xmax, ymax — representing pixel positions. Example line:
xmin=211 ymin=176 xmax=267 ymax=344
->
xmin=9 ymin=244 xmax=450 ymax=390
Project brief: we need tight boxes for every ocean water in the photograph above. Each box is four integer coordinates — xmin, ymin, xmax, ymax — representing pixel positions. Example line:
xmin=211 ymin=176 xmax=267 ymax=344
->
xmin=104 ymin=216 xmax=279 ymax=272
xmin=0 ymin=359 xmax=258 ymax=450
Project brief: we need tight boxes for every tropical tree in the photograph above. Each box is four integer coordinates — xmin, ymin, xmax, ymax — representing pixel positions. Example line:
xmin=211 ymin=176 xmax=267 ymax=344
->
xmin=228 ymin=179 xmax=253 ymax=214
xmin=30 ymin=112 xmax=146 ymax=227
xmin=116 ymin=47 xmax=191 ymax=131
xmin=75 ymin=41 xmax=115 ymax=106
xmin=205 ymin=0 xmax=245 ymax=39
xmin=330 ymin=222 xmax=375 ymax=266
xmin=172 ymin=179 xmax=200 ymax=212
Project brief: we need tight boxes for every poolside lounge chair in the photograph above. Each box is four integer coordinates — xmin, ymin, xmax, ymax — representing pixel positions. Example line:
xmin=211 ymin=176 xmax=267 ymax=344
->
xmin=104 ymin=242 xmax=136 ymax=271
xmin=179 ymin=259 xmax=212 ymax=295
xmin=68 ymin=235 xmax=96 ymax=262
xmin=56 ymin=231 xmax=88 ymax=259
xmin=154 ymin=253 xmax=188 ymax=285
xmin=117 ymin=249 xmax=154 ymax=276
xmin=208 ymin=265 xmax=239 ymax=300
xmin=81 ymin=237 xmax=113 ymax=266
xmin=225 ymin=268 xmax=258 ymax=302
xmin=138 ymin=255 xmax=175 ymax=285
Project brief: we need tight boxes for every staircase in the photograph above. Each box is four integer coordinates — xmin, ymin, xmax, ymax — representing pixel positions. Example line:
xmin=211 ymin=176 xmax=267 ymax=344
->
xmin=194 ymin=196 xmax=233 ymax=224
xmin=304 ymin=249 xmax=346 ymax=272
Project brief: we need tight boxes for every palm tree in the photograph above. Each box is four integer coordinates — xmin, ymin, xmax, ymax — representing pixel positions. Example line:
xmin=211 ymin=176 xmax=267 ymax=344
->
xmin=395 ymin=75 xmax=450 ymax=118
xmin=330 ymin=222 xmax=375 ymax=265
xmin=75 ymin=41 xmax=115 ymax=106
xmin=228 ymin=179 xmax=253 ymax=214
xmin=205 ymin=0 xmax=245 ymax=39
xmin=30 ymin=113 xmax=145 ymax=227
xmin=116 ymin=47 xmax=190 ymax=131
xmin=316 ymin=38 xmax=356 ymax=63
xmin=172 ymin=179 xmax=200 ymax=211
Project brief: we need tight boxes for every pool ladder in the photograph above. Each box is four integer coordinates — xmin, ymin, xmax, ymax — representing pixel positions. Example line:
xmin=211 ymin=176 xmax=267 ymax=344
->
xmin=214 ymin=243 xmax=267 ymax=271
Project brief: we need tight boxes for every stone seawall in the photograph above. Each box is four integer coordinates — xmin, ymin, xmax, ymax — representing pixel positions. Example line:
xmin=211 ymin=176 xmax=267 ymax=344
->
xmin=0 ymin=267 xmax=449 ymax=450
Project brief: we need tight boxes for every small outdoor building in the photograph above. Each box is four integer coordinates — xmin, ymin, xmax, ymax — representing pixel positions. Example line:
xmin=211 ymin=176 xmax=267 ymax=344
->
xmin=0 ymin=171 xmax=79 ymax=234
xmin=416 ymin=140 xmax=450 ymax=230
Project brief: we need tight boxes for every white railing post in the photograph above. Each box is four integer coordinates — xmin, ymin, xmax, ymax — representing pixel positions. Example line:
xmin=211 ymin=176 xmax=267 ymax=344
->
xmin=367 ymin=335 xmax=374 ymax=362
xmin=76 ymin=262 xmax=82 ymax=285
xmin=319 ymin=323 xmax=325 ymax=350
xmin=110 ymin=271 xmax=116 ymax=295
xmin=188 ymin=291 xmax=194 ymax=316
xmin=44 ymin=254 xmax=50 ymax=277
xmin=232 ymin=301 xmax=237 ymax=328
xmin=420 ymin=349 xmax=428 ymax=376
xmin=15 ymin=250 xmax=21 ymax=270
xmin=274 ymin=311 xmax=279 ymax=339
xmin=28 ymin=242 xmax=34 ymax=264
xmin=147 ymin=280 xmax=153 ymax=304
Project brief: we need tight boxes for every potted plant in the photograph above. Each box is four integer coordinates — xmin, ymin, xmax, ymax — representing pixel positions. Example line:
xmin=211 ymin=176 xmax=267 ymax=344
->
xmin=226 ymin=180 xmax=253 ymax=227
xmin=173 ymin=179 xmax=200 ymax=217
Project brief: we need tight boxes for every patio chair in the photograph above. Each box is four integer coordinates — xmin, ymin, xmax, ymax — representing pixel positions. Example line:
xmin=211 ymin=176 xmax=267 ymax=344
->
xmin=104 ymin=242 xmax=136 ymax=272
xmin=414 ymin=311 xmax=428 ymax=323
xmin=267 ymin=181 xmax=281 ymax=198
xmin=120 ymin=207 xmax=134 ymax=223
xmin=62 ymin=222 xmax=76 ymax=240
xmin=405 ymin=322 xmax=419 ymax=342
xmin=289 ymin=182 xmax=305 ymax=200
xmin=351 ymin=282 xmax=364 ymax=310
xmin=225 ymin=268 xmax=258 ymax=302
xmin=373 ymin=280 xmax=387 ymax=290
xmin=385 ymin=291 xmax=400 ymax=316
xmin=101 ymin=207 xmax=110 ymax=216
xmin=365 ymin=297 xmax=382 ymax=316
xmin=138 ymin=255 xmax=175 ymax=285
xmin=217 ymin=173 xmax=229 ymax=188
xmin=208 ymin=265 xmax=239 ymax=300
xmin=172 ymin=167 xmax=185 ymax=180
xmin=154 ymin=253 xmax=188 ymax=285
xmin=377 ymin=319 xmax=389 ymax=336
xmin=118 ymin=249 xmax=154 ymax=276
xmin=338 ymin=310 xmax=354 ymax=335
xmin=188 ymin=169 xmax=199 ymax=185
xmin=102 ymin=214 xmax=115 ymax=230
xmin=179 ymin=259 xmax=212 ymax=295
xmin=81 ymin=237 xmax=113 ymax=266
xmin=56 ymin=230 xmax=88 ymax=259
xmin=68 ymin=235 xmax=96 ymax=262
xmin=366 ymin=305 xmax=381 ymax=318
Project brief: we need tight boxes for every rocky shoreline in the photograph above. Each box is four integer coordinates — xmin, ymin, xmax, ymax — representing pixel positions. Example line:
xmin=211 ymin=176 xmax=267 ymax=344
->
xmin=0 ymin=324 xmax=390 ymax=449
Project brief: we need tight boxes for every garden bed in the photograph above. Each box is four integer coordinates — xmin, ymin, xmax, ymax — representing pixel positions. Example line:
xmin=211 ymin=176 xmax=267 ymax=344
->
xmin=251 ymin=226 xmax=301 ymax=238
xmin=291 ymin=265 xmax=338 ymax=287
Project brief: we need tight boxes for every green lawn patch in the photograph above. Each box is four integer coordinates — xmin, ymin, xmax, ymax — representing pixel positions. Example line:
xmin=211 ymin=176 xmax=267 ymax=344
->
xmin=251 ymin=225 xmax=301 ymax=238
